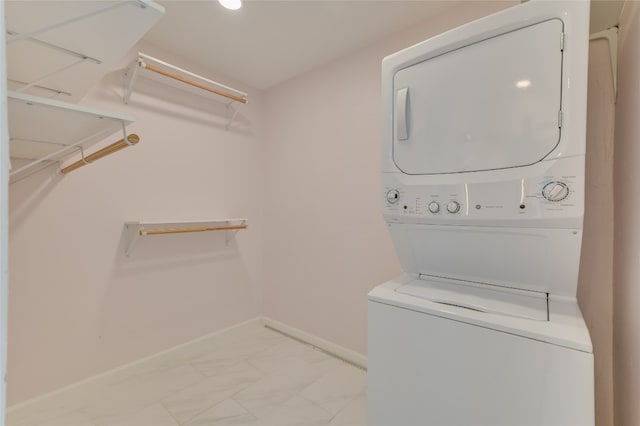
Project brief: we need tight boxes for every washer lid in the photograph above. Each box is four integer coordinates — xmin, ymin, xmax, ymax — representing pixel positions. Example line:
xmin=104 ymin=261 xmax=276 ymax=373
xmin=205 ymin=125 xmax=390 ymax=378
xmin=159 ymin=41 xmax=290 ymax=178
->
xmin=396 ymin=276 xmax=548 ymax=321
xmin=370 ymin=274 xmax=592 ymax=353
xmin=392 ymin=19 xmax=563 ymax=175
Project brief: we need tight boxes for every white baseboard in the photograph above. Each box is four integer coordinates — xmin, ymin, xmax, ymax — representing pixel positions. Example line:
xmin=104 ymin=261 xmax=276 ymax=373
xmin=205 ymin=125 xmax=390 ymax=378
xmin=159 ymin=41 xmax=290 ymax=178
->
xmin=260 ymin=317 xmax=367 ymax=370
xmin=7 ymin=317 xmax=264 ymax=413
xmin=8 ymin=316 xmax=368 ymax=413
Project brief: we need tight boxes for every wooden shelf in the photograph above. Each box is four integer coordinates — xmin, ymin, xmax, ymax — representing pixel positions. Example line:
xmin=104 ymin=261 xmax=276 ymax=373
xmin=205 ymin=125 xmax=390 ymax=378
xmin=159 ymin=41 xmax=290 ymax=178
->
xmin=123 ymin=218 xmax=248 ymax=256
xmin=8 ymin=92 xmax=135 ymax=182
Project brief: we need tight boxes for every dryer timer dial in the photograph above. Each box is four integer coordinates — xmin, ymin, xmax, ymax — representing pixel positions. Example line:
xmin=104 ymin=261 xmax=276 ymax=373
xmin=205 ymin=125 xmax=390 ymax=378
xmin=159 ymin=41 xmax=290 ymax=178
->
xmin=542 ymin=181 xmax=570 ymax=202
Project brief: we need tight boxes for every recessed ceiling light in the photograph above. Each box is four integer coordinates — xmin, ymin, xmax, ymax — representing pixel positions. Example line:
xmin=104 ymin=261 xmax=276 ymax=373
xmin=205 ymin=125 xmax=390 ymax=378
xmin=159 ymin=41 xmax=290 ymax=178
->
xmin=515 ymin=79 xmax=531 ymax=89
xmin=218 ymin=0 xmax=241 ymax=10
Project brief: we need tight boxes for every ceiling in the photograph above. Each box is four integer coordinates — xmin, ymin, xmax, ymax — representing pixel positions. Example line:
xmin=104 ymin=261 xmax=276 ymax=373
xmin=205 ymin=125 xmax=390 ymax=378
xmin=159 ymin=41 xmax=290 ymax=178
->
xmin=591 ymin=0 xmax=624 ymax=34
xmin=143 ymin=0 xmax=624 ymax=91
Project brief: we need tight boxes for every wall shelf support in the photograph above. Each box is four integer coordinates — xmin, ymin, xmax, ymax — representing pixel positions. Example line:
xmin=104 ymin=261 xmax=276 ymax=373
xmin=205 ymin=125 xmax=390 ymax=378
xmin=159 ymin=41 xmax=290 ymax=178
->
xmin=226 ymin=104 xmax=240 ymax=130
xmin=124 ymin=218 xmax=248 ymax=257
xmin=590 ymin=26 xmax=618 ymax=99
xmin=123 ymin=53 xmax=248 ymax=129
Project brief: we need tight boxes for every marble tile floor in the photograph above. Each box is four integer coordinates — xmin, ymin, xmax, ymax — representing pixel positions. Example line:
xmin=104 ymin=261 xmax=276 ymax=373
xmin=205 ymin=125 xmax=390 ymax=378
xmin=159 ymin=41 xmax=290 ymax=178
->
xmin=7 ymin=322 xmax=367 ymax=426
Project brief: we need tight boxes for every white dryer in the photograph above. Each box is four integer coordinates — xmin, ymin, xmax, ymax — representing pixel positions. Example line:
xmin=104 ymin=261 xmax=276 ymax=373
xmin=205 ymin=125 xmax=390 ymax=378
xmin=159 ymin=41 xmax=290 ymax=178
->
xmin=368 ymin=1 xmax=594 ymax=425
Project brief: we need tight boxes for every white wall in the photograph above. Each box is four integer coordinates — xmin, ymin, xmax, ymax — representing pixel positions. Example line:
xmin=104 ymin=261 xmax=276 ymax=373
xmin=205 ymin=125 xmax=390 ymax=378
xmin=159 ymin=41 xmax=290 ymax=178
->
xmin=7 ymin=40 xmax=266 ymax=405
xmin=262 ymin=1 xmax=514 ymax=357
xmin=578 ymin=38 xmax=615 ymax=426
xmin=614 ymin=2 xmax=640 ymax=425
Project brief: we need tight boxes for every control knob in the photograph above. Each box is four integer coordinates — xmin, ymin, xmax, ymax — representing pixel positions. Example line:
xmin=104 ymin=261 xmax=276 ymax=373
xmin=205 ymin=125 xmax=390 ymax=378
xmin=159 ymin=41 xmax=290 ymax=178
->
xmin=447 ymin=201 xmax=460 ymax=214
xmin=386 ymin=189 xmax=400 ymax=204
xmin=542 ymin=181 xmax=570 ymax=202
xmin=428 ymin=201 xmax=440 ymax=213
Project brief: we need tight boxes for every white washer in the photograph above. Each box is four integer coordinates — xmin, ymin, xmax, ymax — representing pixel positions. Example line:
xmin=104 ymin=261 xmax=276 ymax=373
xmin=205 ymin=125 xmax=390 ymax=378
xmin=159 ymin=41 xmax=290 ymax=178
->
xmin=369 ymin=276 xmax=593 ymax=426
xmin=368 ymin=1 xmax=594 ymax=425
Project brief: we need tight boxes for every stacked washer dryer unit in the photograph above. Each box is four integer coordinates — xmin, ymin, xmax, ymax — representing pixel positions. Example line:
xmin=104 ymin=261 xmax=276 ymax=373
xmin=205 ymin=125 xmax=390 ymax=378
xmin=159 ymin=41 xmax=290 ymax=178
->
xmin=368 ymin=1 xmax=593 ymax=425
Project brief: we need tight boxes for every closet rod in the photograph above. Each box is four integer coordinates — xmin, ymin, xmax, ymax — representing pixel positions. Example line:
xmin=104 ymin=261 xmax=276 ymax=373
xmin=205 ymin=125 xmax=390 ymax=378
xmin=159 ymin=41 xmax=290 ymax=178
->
xmin=140 ymin=224 xmax=248 ymax=236
xmin=60 ymin=134 xmax=139 ymax=174
xmin=142 ymin=63 xmax=248 ymax=104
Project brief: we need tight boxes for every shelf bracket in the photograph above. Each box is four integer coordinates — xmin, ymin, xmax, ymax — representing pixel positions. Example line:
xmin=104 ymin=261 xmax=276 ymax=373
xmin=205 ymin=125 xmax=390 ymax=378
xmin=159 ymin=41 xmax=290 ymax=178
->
xmin=590 ymin=27 xmax=618 ymax=99
xmin=124 ymin=223 xmax=140 ymax=257
xmin=226 ymin=104 xmax=240 ymax=130
xmin=123 ymin=58 xmax=142 ymax=104
xmin=225 ymin=219 xmax=246 ymax=245
xmin=78 ymin=146 xmax=90 ymax=166
xmin=120 ymin=121 xmax=136 ymax=145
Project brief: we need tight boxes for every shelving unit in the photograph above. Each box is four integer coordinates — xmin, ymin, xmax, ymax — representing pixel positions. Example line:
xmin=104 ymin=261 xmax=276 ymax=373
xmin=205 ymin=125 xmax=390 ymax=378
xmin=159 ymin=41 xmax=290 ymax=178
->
xmin=124 ymin=53 xmax=248 ymax=129
xmin=123 ymin=218 xmax=248 ymax=256
xmin=5 ymin=0 xmax=165 ymax=182
xmin=6 ymin=0 xmax=165 ymax=102
xmin=8 ymin=92 xmax=137 ymax=182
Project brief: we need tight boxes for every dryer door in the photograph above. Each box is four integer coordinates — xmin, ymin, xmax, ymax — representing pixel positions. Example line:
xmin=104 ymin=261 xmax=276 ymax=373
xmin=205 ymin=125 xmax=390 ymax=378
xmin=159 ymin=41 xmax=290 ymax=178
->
xmin=393 ymin=19 xmax=563 ymax=175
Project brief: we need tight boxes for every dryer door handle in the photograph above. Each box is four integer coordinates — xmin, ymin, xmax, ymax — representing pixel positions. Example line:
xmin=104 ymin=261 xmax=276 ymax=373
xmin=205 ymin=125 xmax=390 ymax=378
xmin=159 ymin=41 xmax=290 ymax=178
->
xmin=396 ymin=87 xmax=409 ymax=141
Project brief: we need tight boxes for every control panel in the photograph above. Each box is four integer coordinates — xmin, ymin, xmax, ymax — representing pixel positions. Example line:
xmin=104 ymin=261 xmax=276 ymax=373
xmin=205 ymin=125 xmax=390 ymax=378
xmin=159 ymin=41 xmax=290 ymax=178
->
xmin=384 ymin=187 xmax=464 ymax=216
xmin=382 ymin=173 xmax=583 ymax=225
